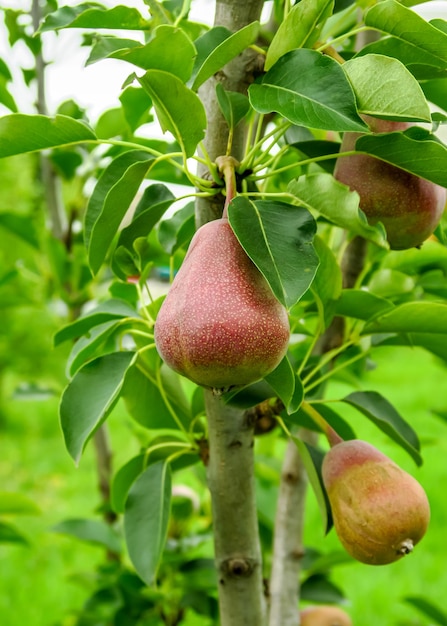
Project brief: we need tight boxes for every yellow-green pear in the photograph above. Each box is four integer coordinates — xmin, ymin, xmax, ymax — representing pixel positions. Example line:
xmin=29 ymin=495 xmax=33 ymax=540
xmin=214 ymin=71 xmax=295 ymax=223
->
xmin=322 ymin=439 xmax=430 ymax=565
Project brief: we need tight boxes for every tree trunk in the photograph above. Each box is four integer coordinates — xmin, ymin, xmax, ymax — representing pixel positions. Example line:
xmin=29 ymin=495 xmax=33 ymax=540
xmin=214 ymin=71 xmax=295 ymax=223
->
xmin=195 ymin=0 xmax=264 ymax=227
xmin=205 ymin=392 xmax=266 ymax=625
xmin=195 ymin=1 xmax=266 ymax=624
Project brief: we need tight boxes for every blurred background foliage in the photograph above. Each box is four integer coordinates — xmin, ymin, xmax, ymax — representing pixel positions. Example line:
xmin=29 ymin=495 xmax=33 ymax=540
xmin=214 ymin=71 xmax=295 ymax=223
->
xmin=1 ymin=1 xmax=447 ymax=625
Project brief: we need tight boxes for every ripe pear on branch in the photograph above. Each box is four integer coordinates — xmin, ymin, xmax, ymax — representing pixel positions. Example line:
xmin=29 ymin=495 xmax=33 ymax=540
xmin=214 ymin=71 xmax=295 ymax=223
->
xmin=334 ymin=115 xmax=446 ymax=250
xmin=322 ymin=438 xmax=430 ymax=565
xmin=154 ymin=156 xmax=290 ymax=391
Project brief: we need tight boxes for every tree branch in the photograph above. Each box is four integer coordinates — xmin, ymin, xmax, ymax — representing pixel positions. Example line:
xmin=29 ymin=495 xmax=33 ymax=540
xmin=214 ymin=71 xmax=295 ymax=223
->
xmin=31 ymin=0 xmax=67 ymax=241
xmin=195 ymin=0 xmax=264 ymax=227
xmin=268 ymin=429 xmax=317 ymax=626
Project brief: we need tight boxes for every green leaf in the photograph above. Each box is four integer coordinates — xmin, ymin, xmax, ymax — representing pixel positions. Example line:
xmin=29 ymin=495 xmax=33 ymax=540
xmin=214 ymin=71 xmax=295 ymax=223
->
xmin=158 ymin=202 xmax=195 ymax=255
xmin=290 ymin=139 xmax=339 ymax=174
xmin=124 ymin=461 xmax=172 ymax=586
xmin=292 ymin=437 xmax=331 ymax=532
xmin=54 ymin=298 xmax=137 ymax=346
xmin=265 ymin=0 xmax=334 ymax=70
xmin=343 ymin=54 xmax=431 ymax=122
xmin=191 ymin=26 xmax=231 ymax=81
xmin=119 ymin=86 xmax=153 ymax=132
xmin=249 ymin=49 xmax=367 ymax=132
xmin=300 ymin=574 xmax=346 ymax=604
xmin=311 ymin=404 xmax=357 ymax=441
xmin=373 ymin=333 xmax=447 ymax=364
xmin=342 ymin=391 xmax=422 ymax=466
xmin=117 ymin=184 xmax=175 ymax=254
xmin=112 ymin=439 xmax=197 ymax=514
xmin=112 ymin=454 xmax=146 ymax=514
xmin=363 ymin=301 xmax=447 ymax=335
xmin=0 ymin=74 xmax=17 ymax=112
xmin=95 ymin=107 xmax=128 ymax=139
xmin=0 ymin=212 xmax=39 ymax=248
xmin=223 ymin=379 xmax=278 ymax=410
xmin=405 ymin=597 xmax=447 ymax=625
xmin=122 ymin=361 xmax=191 ymax=430
xmin=0 ymin=492 xmax=40 ymax=515
xmin=368 ymin=269 xmax=415 ymax=299
xmin=288 ymin=173 xmax=388 ymax=247
xmin=312 ymin=236 xmax=343 ymax=327
xmin=264 ymin=356 xmax=303 ymax=414
xmin=215 ymin=83 xmax=250 ymax=131
xmin=0 ymin=58 xmax=12 ymax=80
xmin=40 ymin=3 xmax=150 ymax=31
xmin=50 ymin=147 xmax=83 ymax=180
xmin=335 ymin=289 xmax=394 ymax=321
xmin=191 ymin=21 xmax=260 ymax=91
xmin=0 ymin=114 xmax=96 ymax=158
xmin=0 ymin=521 xmax=28 ymax=545
xmin=228 ymin=198 xmax=318 ymax=308
xmin=357 ymin=37 xmax=447 ymax=81
xmin=355 ymin=129 xmax=447 ymax=187
xmin=52 ymin=518 xmax=122 ymax=553
xmin=86 ymin=35 xmax=141 ymax=65
xmin=138 ymin=70 xmax=206 ymax=158
xmin=60 ymin=351 xmax=136 ymax=463
xmin=365 ymin=0 xmax=447 ymax=68
xmin=85 ymin=150 xmax=155 ymax=274
xmin=421 ymin=78 xmax=447 ymax=112
xmin=66 ymin=320 xmax=130 ymax=376
xmin=100 ymin=25 xmax=197 ymax=82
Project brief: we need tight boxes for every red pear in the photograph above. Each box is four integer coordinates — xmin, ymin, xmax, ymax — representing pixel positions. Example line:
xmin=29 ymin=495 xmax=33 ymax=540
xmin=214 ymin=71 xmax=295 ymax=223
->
xmin=334 ymin=116 xmax=446 ymax=250
xmin=322 ymin=440 xmax=430 ymax=565
xmin=300 ymin=605 xmax=352 ymax=626
xmin=154 ymin=218 xmax=290 ymax=390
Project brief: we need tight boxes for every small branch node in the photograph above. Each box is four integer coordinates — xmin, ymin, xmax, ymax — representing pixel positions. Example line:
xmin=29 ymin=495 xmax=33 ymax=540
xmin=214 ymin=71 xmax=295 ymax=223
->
xmin=222 ymin=557 xmax=256 ymax=578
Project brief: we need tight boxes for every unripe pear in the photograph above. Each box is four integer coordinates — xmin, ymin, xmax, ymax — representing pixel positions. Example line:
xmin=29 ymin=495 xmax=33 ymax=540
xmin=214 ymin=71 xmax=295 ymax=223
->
xmin=300 ymin=605 xmax=352 ymax=626
xmin=154 ymin=218 xmax=290 ymax=390
xmin=322 ymin=440 xmax=430 ymax=565
xmin=334 ymin=116 xmax=446 ymax=250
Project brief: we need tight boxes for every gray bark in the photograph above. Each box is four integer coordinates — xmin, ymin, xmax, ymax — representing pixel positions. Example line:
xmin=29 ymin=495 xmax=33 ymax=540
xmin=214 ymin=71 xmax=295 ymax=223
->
xmin=205 ymin=392 xmax=266 ymax=626
xmin=268 ymin=431 xmax=317 ymax=626
xmin=195 ymin=0 xmax=264 ymax=227
xmin=195 ymin=2 xmax=267 ymax=625
xmin=31 ymin=0 xmax=67 ymax=241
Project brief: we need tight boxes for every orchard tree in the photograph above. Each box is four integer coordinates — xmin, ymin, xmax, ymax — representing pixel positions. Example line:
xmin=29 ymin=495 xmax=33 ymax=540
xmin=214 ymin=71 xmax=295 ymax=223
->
xmin=1 ymin=0 xmax=447 ymax=625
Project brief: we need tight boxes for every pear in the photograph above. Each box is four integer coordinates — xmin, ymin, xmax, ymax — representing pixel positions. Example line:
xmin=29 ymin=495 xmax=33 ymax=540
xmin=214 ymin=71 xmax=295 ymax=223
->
xmin=334 ymin=116 xmax=446 ymax=250
xmin=300 ymin=605 xmax=352 ymax=626
xmin=322 ymin=439 xmax=430 ymax=565
xmin=154 ymin=217 xmax=290 ymax=390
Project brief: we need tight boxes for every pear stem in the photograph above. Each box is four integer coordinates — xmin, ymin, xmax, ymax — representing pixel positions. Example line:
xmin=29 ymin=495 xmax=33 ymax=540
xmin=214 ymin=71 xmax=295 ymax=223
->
xmin=301 ymin=401 xmax=343 ymax=447
xmin=216 ymin=155 xmax=240 ymax=218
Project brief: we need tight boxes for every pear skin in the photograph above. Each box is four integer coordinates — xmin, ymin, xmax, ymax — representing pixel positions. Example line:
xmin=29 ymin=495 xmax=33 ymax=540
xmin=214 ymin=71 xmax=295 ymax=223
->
xmin=322 ymin=440 xmax=430 ymax=565
xmin=334 ymin=116 xmax=446 ymax=250
xmin=154 ymin=218 xmax=290 ymax=390
xmin=300 ymin=605 xmax=352 ymax=626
